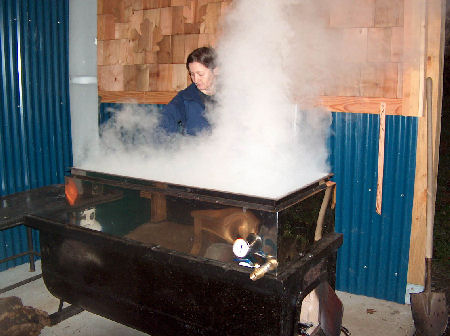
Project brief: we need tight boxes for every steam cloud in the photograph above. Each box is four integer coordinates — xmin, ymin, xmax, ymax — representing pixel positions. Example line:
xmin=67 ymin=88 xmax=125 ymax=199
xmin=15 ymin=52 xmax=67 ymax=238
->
xmin=78 ymin=0 xmax=337 ymax=198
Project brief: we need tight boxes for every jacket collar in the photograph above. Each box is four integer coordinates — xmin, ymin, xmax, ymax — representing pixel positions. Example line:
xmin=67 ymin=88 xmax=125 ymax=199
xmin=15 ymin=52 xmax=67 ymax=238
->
xmin=183 ymin=83 xmax=203 ymax=102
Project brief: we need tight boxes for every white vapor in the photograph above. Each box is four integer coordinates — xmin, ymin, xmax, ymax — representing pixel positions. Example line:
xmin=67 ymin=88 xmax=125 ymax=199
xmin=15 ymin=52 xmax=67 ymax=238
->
xmin=78 ymin=0 xmax=335 ymax=199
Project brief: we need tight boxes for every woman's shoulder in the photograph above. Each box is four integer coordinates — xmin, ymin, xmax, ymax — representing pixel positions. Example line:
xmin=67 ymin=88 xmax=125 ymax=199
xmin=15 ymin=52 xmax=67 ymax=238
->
xmin=177 ymin=83 xmax=201 ymax=102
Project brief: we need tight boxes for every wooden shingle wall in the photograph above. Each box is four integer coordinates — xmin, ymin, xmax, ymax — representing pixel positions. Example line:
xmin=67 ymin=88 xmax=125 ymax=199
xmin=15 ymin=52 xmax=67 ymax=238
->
xmin=97 ymin=0 xmax=424 ymax=117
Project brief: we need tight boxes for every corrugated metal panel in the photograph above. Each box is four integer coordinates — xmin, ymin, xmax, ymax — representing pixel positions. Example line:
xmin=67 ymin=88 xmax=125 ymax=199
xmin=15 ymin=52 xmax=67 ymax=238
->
xmin=329 ymin=112 xmax=418 ymax=303
xmin=0 ymin=0 xmax=71 ymax=270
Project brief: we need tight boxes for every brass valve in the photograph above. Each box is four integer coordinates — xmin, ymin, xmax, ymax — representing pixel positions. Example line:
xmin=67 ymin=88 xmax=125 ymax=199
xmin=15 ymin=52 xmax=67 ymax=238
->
xmin=250 ymin=257 xmax=278 ymax=281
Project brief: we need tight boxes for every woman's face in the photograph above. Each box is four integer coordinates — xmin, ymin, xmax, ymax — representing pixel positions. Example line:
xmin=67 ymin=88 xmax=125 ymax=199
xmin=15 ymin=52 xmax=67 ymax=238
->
xmin=188 ymin=62 xmax=217 ymax=95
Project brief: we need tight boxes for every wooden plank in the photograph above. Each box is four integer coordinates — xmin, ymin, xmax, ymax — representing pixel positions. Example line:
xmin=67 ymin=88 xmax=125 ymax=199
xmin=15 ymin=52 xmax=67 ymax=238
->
xmin=98 ymin=90 xmax=404 ymax=116
xmin=144 ymin=9 xmax=163 ymax=61
xmin=98 ymin=65 xmax=125 ymax=91
xmin=200 ymin=2 xmax=221 ymax=34
xmin=97 ymin=40 xmax=105 ymax=66
xmin=143 ymin=0 xmax=161 ymax=9
xmin=402 ymin=0 xmax=426 ymax=117
xmin=397 ymin=63 xmax=403 ymax=98
xmin=183 ymin=0 xmax=196 ymax=23
xmin=98 ymin=14 xmax=116 ymax=40
xmin=123 ymin=65 xmax=137 ymax=91
xmin=323 ymin=62 xmax=361 ymax=97
xmin=171 ymin=0 xmax=186 ymax=6
xmin=184 ymin=34 xmax=200 ymax=60
xmin=116 ymin=0 xmax=134 ymax=22
xmin=408 ymin=109 xmax=427 ymax=286
xmin=128 ymin=8 xmax=144 ymax=38
xmin=195 ymin=0 xmax=209 ymax=23
xmin=329 ymin=0 xmax=375 ymax=28
xmin=157 ymin=64 xmax=173 ymax=91
xmin=144 ymin=8 xmax=161 ymax=26
xmin=390 ymin=26 xmax=403 ymax=62
xmin=183 ymin=1 xmax=201 ymax=33
xmin=360 ymin=62 xmax=398 ymax=98
xmin=118 ymin=39 xmax=137 ymax=65
xmin=99 ymin=90 xmax=177 ymax=104
xmin=184 ymin=22 xmax=201 ymax=34
xmin=172 ymin=34 xmax=186 ymax=63
xmin=160 ymin=0 xmax=171 ymax=7
xmin=150 ymin=192 xmax=167 ymax=222
xmin=99 ymin=0 xmax=122 ymax=16
xmin=98 ymin=0 xmax=105 ymax=15
xmin=132 ymin=0 xmax=144 ymax=11
xmin=130 ymin=18 xmax=151 ymax=54
xmin=340 ymin=28 xmax=368 ymax=63
xmin=374 ymin=0 xmax=404 ymax=27
xmin=145 ymin=51 xmax=158 ymax=64
xmin=148 ymin=64 xmax=159 ymax=91
xmin=426 ymin=0 xmax=445 ymax=179
xmin=172 ymin=64 xmax=188 ymax=90
xmin=198 ymin=33 xmax=211 ymax=47
xmin=319 ymin=96 xmax=403 ymax=115
xmin=405 ymin=0 xmax=427 ymax=286
xmin=102 ymin=40 xmax=121 ymax=65
xmin=157 ymin=35 xmax=173 ymax=63
xmin=145 ymin=24 xmax=163 ymax=64
xmin=407 ymin=0 xmax=445 ymax=286
xmin=115 ymin=22 xmax=129 ymax=39
xmin=376 ymin=102 xmax=386 ymax=214
xmin=367 ymin=28 xmax=392 ymax=62
xmin=405 ymin=0 xmax=430 ymax=286
xmin=172 ymin=6 xmax=185 ymax=34
xmin=160 ymin=7 xmax=173 ymax=35
xmin=136 ymin=64 xmax=150 ymax=91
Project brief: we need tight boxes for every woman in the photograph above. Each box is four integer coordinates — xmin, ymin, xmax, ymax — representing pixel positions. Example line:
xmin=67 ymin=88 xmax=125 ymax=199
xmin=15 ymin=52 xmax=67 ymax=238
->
xmin=160 ymin=47 xmax=218 ymax=135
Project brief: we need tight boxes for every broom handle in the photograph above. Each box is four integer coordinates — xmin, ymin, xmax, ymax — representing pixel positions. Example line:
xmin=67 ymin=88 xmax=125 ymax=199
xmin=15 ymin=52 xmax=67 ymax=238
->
xmin=425 ymin=77 xmax=433 ymax=291
xmin=426 ymin=77 xmax=434 ymax=260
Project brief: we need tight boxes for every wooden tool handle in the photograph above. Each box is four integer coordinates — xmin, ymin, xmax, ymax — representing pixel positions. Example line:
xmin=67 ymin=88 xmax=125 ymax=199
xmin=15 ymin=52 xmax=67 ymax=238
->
xmin=376 ymin=102 xmax=386 ymax=215
xmin=425 ymin=77 xmax=434 ymax=259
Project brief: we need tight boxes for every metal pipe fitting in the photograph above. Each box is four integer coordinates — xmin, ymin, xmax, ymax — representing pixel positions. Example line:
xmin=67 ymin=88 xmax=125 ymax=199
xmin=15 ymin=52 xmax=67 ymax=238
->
xmin=250 ymin=257 xmax=278 ymax=281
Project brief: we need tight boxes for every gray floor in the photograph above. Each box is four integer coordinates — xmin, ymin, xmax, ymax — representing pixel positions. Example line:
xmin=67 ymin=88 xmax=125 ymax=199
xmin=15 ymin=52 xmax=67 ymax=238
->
xmin=0 ymin=261 xmax=415 ymax=336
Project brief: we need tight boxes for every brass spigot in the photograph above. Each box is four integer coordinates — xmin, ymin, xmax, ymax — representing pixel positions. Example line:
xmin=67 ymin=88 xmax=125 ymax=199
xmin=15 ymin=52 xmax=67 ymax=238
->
xmin=250 ymin=257 xmax=278 ymax=281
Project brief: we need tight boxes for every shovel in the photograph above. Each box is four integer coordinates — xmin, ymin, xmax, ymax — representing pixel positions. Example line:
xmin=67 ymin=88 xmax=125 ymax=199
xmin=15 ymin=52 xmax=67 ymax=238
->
xmin=410 ymin=77 xmax=448 ymax=336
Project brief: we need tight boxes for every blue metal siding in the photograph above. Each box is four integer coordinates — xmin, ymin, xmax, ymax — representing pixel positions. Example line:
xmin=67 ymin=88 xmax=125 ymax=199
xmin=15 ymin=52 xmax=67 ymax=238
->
xmin=0 ymin=0 xmax=71 ymax=270
xmin=329 ymin=112 xmax=418 ymax=303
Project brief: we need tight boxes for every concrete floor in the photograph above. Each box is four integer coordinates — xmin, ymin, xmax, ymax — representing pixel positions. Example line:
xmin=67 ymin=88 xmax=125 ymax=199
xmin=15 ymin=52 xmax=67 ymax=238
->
xmin=0 ymin=261 xmax=415 ymax=336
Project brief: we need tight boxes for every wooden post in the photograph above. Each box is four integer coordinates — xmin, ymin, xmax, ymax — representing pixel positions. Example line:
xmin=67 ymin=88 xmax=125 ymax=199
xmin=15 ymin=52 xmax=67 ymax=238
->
xmin=376 ymin=102 xmax=386 ymax=215
xmin=407 ymin=0 xmax=445 ymax=286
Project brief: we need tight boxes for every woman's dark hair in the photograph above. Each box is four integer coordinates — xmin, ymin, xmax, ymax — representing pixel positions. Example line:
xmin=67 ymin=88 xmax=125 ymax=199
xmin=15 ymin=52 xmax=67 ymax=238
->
xmin=186 ymin=47 xmax=217 ymax=70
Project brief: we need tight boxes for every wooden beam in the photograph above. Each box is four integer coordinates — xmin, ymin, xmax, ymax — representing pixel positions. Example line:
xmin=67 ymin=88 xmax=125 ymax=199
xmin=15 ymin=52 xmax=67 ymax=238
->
xmin=99 ymin=90 xmax=177 ymax=104
xmin=403 ymin=0 xmax=427 ymax=287
xmin=319 ymin=96 xmax=403 ymax=115
xmin=402 ymin=0 xmax=427 ymax=117
xmin=407 ymin=0 xmax=445 ymax=286
xmin=98 ymin=91 xmax=406 ymax=115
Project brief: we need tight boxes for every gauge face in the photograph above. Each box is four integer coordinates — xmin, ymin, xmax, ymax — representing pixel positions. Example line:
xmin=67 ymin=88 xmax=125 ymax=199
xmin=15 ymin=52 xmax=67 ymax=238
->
xmin=233 ymin=238 xmax=250 ymax=258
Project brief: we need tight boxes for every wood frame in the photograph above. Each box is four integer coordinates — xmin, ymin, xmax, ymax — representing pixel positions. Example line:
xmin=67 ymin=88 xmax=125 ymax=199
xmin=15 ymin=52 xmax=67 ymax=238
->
xmin=407 ymin=0 xmax=445 ymax=286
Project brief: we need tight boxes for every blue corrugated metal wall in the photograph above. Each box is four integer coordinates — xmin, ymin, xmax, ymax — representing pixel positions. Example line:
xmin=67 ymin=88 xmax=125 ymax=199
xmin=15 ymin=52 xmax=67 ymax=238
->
xmin=0 ymin=0 xmax=71 ymax=270
xmin=329 ymin=112 xmax=418 ymax=303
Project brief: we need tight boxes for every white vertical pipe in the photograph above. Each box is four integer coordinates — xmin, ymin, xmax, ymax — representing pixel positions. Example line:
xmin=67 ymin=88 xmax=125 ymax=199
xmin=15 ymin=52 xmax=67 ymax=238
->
xmin=69 ymin=0 xmax=98 ymax=166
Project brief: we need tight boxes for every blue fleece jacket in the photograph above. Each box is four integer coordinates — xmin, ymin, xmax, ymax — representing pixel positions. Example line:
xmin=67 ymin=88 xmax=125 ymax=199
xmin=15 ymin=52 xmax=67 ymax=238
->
xmin=160 ymin=83 xmax=211 ymax=135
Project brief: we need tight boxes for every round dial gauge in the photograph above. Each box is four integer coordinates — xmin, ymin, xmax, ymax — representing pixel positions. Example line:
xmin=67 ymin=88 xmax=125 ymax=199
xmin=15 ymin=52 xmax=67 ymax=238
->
xmin=233 ymin=238 xmax=250 ymax=258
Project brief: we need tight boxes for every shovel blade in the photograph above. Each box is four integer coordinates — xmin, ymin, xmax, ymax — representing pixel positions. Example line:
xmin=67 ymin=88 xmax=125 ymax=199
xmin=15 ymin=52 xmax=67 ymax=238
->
xmin=411 ymin=291 xmax=448 ymax=336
